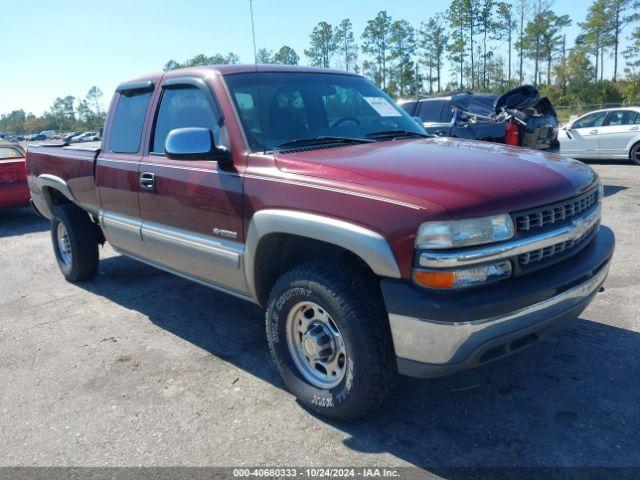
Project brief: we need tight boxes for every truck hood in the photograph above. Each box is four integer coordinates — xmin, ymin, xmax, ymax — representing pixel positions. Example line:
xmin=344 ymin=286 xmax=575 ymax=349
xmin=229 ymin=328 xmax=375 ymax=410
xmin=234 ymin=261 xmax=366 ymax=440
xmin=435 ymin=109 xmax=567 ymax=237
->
xmin=274 ymin=137 xmax=597 ymax=219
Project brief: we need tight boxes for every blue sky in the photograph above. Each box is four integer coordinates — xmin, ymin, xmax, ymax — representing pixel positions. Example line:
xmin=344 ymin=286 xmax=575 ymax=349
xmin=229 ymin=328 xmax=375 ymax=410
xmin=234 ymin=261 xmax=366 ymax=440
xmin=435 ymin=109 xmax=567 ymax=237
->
xmin=1 ymin=0 xmax=633 ymax=116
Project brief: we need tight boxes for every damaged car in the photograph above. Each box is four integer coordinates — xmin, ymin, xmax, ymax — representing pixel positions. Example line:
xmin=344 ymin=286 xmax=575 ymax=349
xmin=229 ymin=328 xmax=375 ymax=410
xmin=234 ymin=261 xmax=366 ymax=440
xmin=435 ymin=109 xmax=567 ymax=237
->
xmin=400 ymin=85 xmax=559 ymax=151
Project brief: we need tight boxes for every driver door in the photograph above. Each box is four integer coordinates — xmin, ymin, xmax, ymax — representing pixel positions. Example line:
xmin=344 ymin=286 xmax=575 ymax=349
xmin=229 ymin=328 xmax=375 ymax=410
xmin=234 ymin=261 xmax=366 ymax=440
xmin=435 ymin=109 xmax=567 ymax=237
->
xmin=138 ymin=76 xmax=246 ymax=294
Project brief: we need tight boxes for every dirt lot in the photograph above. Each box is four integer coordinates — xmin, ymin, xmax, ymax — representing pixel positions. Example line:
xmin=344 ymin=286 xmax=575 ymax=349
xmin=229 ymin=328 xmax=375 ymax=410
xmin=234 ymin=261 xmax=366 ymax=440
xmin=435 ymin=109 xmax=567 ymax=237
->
xmin=1 ymin=162 xmax=639 ymax=471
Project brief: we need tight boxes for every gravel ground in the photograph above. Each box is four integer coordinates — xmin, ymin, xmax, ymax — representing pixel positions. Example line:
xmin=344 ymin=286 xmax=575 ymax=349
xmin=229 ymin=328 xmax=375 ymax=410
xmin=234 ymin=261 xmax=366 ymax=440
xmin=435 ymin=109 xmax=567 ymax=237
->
xmin=0 ymin=162 xmax=639 ymax=471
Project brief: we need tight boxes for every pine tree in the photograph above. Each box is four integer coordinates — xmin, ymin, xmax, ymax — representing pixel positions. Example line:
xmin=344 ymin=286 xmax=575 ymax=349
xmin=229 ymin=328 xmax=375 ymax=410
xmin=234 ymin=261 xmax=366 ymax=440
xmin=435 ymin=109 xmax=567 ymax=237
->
xmin=362 ymin=11 xmax=393 ymax=89
xmin=305 ymin=22 xmax=337 ymax=68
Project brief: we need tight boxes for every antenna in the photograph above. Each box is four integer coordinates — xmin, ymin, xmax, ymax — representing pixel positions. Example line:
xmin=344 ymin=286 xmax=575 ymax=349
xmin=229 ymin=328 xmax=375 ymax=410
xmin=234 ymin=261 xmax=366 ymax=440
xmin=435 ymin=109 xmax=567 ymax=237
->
xmin=249 ymin=0 xmax=258 ymax=64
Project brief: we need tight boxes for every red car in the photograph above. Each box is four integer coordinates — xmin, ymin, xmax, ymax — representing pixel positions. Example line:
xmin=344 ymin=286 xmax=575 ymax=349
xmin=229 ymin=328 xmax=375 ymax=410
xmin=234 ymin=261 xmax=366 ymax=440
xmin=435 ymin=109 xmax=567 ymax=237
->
xmin=26 ymin=66 xmax=613 ymax=420
xmin=0 ymin=142 xmax=29 ymax=208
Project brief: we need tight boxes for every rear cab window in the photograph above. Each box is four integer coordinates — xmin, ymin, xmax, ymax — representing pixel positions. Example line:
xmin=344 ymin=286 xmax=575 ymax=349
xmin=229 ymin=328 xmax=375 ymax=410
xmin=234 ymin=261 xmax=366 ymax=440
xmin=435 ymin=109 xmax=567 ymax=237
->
xmin=108 ymin=90 xmax=153 ymax=153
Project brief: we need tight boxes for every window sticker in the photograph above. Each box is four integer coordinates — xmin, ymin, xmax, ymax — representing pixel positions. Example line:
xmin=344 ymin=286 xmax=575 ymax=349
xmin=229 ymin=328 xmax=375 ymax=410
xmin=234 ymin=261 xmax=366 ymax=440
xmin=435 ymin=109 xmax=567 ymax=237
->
xmin=363 ymin=97 xmax=402 ymax=117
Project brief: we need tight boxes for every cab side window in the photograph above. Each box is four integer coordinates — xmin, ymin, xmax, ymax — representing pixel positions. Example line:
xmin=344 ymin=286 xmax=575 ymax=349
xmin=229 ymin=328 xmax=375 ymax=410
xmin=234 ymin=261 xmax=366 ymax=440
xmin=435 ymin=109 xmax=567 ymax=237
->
xmin=109 ymin=90 xmax=152 ymax=153
xmin=151 ymin=86 xmax=221 ymax=154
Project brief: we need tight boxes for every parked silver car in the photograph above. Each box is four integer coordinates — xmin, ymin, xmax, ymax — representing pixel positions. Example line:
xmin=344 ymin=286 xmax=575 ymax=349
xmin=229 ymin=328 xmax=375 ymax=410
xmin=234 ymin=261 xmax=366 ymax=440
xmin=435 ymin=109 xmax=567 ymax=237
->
xmin=558 ymin=107 xmax=640 ymax=165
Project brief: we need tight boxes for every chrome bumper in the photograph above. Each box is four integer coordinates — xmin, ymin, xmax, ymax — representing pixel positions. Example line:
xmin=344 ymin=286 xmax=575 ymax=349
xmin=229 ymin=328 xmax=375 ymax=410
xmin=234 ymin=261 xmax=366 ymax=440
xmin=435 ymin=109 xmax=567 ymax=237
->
xmin=390 ymin=259 xmax=609 ymax=374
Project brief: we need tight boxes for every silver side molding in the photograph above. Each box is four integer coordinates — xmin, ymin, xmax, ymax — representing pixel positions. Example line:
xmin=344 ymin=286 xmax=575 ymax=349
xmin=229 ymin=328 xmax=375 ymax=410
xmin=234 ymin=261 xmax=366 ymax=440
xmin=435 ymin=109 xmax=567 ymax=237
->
xmin=100 ymin=210 xmax=146 ymax=257
xmin=244 ymin=209 xmax=401 ymax=301
xmin=142 ymin=221 xmax=242 ymax=270
xmin=112 ymin=247 xmax=254 ymax=303
xmin=140 ymin=220 xmax=248 ymax=294
xmin=420 ymin=205 xmax=601 ymax=269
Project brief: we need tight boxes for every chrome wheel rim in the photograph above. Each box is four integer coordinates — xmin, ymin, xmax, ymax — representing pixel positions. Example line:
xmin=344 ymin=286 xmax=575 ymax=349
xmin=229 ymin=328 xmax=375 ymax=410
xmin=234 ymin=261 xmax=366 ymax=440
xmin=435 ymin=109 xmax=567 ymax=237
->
xmin=286 ymin=301 xmax=348 ymax=389
xmin=56 ymin=223 xmax=72 ymax=265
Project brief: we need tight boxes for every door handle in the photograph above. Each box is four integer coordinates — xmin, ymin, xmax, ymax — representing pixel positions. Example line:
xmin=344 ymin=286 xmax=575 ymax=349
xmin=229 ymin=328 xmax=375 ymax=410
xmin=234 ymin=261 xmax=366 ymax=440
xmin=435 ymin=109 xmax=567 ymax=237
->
xmin=139 ymin=172 xmax=156 ymax=191
xmin=589 ymin=129 xmax=599 ymax=134
xmin=630 ymin=126 xmax=639 ymax=131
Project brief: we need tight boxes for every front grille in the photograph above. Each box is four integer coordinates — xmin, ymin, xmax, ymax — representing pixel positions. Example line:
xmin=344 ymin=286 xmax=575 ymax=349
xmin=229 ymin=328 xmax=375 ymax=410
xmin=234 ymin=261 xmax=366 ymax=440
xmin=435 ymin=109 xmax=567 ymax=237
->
xmin=513 ymin=187 xmax=599 ymax=232
xmin=518 ymin=223 xmax=598 ymax=267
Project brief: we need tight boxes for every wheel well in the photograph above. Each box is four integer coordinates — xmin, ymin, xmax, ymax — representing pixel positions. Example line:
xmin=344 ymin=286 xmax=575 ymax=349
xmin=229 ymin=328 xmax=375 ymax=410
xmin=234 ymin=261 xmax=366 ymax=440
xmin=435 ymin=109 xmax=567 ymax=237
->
xmin=253 ymin=234 xmax=378 ymax=307
xmin=43 ymin=187 xmax=105 ymax=244
xmin=42 ymin=186 xmax=72 ymax=207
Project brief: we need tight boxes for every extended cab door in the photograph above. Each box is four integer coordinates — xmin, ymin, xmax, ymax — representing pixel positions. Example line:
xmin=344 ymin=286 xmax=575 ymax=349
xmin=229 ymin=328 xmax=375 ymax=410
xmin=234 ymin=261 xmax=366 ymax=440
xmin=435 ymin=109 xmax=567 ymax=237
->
xmin=598 ymin=110 xmax=640 ymax=158
xmin=559 ymin=111 xmax=608 ymax=158
xmin=138 ymin=76 xmax=247 ymax=294
xmin=96 ymin=82 xmax=154 ymax=257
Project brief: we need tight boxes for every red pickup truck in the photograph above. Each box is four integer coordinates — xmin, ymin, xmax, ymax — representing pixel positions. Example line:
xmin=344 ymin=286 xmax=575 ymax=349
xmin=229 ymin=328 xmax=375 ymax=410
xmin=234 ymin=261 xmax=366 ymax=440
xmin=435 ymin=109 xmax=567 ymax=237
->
xmin=26 ymin=65 xmax=614 ymax=420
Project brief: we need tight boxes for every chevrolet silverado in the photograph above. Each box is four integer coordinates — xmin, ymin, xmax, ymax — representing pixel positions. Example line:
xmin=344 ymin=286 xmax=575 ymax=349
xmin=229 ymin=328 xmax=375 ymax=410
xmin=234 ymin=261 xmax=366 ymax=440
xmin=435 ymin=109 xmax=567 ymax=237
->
xmin=26 ymin=65 xmax=614 ymax=420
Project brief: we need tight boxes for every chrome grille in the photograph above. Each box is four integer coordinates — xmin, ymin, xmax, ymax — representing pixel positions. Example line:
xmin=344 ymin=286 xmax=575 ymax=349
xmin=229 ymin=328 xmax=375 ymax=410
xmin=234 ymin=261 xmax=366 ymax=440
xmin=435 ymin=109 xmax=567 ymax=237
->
xmin=514 ymin=187 xmax=599 ymax=232
xmin=518 ymin=224 xmax=598 ymax=267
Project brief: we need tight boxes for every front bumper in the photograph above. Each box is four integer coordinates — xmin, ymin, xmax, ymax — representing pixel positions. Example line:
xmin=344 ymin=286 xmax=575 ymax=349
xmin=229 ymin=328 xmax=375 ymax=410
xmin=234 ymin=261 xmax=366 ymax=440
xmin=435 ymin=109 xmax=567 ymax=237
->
xmin=382 ymin=226 xmax=615 ymax=378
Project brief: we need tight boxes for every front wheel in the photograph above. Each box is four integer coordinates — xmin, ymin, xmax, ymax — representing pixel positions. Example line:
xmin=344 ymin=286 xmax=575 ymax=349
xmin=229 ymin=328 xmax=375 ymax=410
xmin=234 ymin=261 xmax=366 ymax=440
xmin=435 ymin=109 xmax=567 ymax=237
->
xmin=266 ymin=261 xmax=397 ymax=421
xmin=51 ymin=204 xmax=99 ymax=282
xmin=630 ymin=143 xmax=640 ymax=166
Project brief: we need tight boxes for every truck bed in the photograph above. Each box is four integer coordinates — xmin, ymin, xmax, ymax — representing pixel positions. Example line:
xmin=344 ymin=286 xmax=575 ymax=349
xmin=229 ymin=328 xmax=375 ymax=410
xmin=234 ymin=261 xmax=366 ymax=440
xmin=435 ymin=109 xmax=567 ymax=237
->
xmin=26 ymin=143 xmax=100 ymax=212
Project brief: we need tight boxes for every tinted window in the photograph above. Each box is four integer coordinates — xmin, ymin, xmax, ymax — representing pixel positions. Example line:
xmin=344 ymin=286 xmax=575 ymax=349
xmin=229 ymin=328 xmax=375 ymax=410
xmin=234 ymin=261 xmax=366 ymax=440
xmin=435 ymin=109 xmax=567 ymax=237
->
xmin=440 ymin=102 xmax=454 ymax=122
xmin=399 ymin=100 xmax=418 ymax=115
xmin=573 ymin=112 xmax=607 ymax=129
xmin=152 ymin=87 xmax=219 ymax=153
xmin=606 ymin=110 xmax=638 ymax=126
xmin=225 ymin=72 xmax=424 ymax=152
xmin=108 ymin=91 xmax=152 ymax=153
xmin=418 ymin=101 xmax=444 ymax=122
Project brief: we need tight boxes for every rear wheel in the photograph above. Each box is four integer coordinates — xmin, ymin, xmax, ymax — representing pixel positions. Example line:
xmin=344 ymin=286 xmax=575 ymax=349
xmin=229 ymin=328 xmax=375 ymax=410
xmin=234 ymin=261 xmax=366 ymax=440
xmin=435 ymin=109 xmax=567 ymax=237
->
xmin=630 ymin=143 xmax=640 ymax=166
xmin=266 ymin=260 xmax=397 ymax=421
xmin=51 ymin=204 xmax=99 ymax=282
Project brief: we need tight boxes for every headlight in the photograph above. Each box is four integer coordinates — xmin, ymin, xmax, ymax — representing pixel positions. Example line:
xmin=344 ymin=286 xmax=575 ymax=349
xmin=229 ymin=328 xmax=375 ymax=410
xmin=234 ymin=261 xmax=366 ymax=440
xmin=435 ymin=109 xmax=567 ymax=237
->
xmin=597 ymin=179 xmax=604 ymax=200
xmin=413 ymin=261 xmax=512 ymax=289
xmin=416 ymin=214 xmax=515 ymax=249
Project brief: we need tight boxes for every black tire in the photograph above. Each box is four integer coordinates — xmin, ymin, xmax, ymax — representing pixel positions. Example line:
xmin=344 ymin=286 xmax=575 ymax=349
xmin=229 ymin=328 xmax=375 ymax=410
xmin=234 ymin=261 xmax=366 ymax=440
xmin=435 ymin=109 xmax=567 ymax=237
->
xmin=51 ymin=204 xmax=99 ymax=282
xmin=630 ymin=142 xmax=640 ymax=166
xmin=266 ymin=260 xmax=397 ymax=421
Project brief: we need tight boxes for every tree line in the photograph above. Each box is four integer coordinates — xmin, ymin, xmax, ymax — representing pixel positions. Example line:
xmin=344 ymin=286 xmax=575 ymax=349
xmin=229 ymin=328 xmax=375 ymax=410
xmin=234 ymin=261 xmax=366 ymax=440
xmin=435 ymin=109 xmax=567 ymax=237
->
xmin=3 ymin=0 xmax=640 ymax=135
xmin=165 ymin=0 xmax=640 ymax=108
xmin=0 ymin=87 xmax=105 ymax=136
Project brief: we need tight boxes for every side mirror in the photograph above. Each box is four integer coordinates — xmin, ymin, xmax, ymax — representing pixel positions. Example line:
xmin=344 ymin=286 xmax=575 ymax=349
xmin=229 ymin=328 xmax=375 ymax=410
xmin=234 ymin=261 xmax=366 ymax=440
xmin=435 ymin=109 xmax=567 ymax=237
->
xmin=165 ymin=127 xmax=230 ymax=161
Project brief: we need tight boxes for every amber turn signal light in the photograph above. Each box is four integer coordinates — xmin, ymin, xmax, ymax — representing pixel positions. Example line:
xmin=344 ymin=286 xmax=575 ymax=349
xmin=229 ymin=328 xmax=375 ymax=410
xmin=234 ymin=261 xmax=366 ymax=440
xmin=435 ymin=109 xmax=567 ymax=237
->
xmin=413 ymin=270 xmax=456 ymax=289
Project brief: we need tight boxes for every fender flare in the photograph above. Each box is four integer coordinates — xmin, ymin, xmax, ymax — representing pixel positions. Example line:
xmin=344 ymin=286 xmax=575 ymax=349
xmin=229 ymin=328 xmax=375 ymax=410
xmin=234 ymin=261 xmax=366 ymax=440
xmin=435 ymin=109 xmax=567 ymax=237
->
xmin=244 ymin=209 xmax=402 ymax=302
xmin=31 ymin=174 xmax=78 ymax=219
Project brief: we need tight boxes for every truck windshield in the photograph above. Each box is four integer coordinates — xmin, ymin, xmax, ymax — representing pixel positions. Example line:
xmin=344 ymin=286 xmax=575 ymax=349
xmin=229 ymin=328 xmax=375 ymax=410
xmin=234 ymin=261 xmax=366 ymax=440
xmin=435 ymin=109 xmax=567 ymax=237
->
xmin=224 ymin=72 xmax=426 ymax=152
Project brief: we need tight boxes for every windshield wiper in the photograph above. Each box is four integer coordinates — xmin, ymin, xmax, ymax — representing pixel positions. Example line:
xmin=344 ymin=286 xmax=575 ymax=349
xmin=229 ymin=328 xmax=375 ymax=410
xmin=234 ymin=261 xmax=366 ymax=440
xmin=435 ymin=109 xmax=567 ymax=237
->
xmin=364 ymin=130 xmax=430 ymax=140
xmin=274 ymin=136 xmax=374 ymax=150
